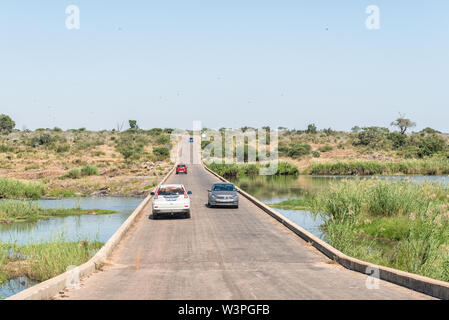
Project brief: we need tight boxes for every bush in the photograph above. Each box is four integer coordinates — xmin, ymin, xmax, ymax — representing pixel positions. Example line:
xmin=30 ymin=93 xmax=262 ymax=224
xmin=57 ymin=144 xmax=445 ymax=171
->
xmin=319 ymin=145 xmax=333 ymax=153
xmin=153 ymin=147 xmax=170 ymax=159
xmin=81 ymin=165 xmax=98 ymax=176
xmin=352 ymin=127 xmax=389 ymax=147
xmin=30 ymin=134 xmax=54 ymax=147
xmin=388 ymin=132 xmax=407 ymax=149
xmin=312 ymin=151 xmax=321 ymax=158
xmin=116 ymin=133 xmax=148 ymax=160
xmin=156 ymin=135 xmax=170 ymax=145
xmin=56 ymin=145 xmax=70 ymax=153
xmin=287 ymin=144 xmax=311 ymax=158
xmin=66 ymin=169 xmax=81 ymax=179
xmin=415 ymin=135 xmax=446 ymax=158
xmin=0 ymin=178 xmax=45 ymax=199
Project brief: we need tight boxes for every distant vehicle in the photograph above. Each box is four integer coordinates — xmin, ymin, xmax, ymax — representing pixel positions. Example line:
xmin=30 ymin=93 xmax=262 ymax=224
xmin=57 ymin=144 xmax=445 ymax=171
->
xmin=189 ymin=137 xmax=194 ymax=143
xmin=151 ymin=184 xmax=192 ymax=219
xmin=207 ymin=182 xmax=239 ymax=208
xmin=176 ymin=164 xmax=187 ymax=174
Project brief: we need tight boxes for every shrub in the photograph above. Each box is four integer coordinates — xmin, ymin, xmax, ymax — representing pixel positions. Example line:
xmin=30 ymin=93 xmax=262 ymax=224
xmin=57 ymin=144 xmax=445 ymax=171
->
xmin=415 ymin=135 xmax=446 ymax=158
xmin=319 ymin=145 xmax=333 ymax=153
xmin=287 ymin=144 xmax=311 ymax=158
xmin=30 ymin=134 xmax=54 ymax=147
xmin=116 ymin=133 xmax=147 ymax=160
xmin=153 ymin=147 xmax=170 ymax=159
xmin=388 ymin=132 xmax=407 ymax=149
xmin=0 ymin=178 xmax=45 ymax=199
xmin=156 ymin=135 xmax=170 ymax=145
xmin=56 ymin=145 xmax=70 ymax=153
xmin=66 ymin=169 xmax=81 ymax=179
xmin=81 ymin=165 xmax=98 ymax=176
xmin=312 ymin=151 xmax=321 ymax=158
xmin=352 ymin=127 xmax=389 ymax=147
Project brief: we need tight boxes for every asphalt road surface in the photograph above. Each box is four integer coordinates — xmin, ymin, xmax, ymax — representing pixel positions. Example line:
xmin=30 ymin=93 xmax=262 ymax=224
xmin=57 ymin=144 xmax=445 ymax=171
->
xmin=58 ymin=139 xmax=432 ymax=300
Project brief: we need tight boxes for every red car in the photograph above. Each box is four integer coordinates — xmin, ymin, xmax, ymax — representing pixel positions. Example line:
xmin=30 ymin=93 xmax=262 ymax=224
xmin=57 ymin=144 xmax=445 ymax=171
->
xmin=176 ymin=164 xmax=187 ymax=174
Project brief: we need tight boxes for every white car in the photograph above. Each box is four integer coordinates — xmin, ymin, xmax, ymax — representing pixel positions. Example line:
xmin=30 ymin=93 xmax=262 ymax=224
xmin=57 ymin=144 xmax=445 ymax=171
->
xmin=151 ymin=184 xmax=192 ymax=219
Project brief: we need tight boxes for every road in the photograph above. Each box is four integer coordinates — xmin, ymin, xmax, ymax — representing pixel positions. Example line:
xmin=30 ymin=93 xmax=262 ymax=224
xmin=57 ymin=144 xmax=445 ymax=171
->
xmin=59 ymin=139 xmax=431 ymax=300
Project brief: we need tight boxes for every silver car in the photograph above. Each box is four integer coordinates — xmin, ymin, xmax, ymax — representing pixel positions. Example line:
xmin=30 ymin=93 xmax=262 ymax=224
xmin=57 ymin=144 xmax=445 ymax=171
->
xmin=207 ymin=182 xmax=239 ymax=208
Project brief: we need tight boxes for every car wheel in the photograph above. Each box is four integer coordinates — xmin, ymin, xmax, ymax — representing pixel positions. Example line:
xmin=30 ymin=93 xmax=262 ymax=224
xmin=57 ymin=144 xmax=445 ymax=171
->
xmin=153 ymin=213 xmax=158 ymax=219
xmin=185 ymin=211 xmax=191 ymax=219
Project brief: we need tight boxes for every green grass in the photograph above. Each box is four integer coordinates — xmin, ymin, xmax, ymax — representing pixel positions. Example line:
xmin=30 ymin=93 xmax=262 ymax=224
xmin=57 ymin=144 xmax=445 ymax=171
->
xmin=45 ymin=188 xmax=78 ymax=198
xmin=269 ymin=198 xmax=314 ymax=210
xmin=0 ymin=239 xmax=104 ymax=285
xmin=0 ymin=200 xmax=116 ymax=223
xmin=0 ymin=178 xmax=45 ymax=199
xmin=310 ymin=179 xmax=449 ymax=282
xmin=305 ymin=159 xmax=449 ymax=176
xmin=80 ymin=165 xmax=98 ymax=176
xmin=207 ymin=161 xmax=299 ymax=178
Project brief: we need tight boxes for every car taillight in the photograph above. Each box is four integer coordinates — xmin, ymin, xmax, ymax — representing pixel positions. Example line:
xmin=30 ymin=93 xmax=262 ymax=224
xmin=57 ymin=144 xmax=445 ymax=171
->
xmin=181 ymin=186 xmax=188 ymax=198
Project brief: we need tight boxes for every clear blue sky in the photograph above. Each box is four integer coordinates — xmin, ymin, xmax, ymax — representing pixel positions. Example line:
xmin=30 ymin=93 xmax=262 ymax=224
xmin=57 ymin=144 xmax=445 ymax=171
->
xmin=1 ymin=1 xmax=448 ymax=131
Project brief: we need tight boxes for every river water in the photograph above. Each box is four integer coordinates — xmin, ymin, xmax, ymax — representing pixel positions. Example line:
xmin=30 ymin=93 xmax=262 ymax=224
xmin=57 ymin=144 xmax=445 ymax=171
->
xmin=0 ymin=197 xmax=143 ymax=299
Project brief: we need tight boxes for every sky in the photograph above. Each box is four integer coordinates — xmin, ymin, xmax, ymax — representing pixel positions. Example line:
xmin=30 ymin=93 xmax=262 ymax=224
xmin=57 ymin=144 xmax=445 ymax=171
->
xmin=0 ymin=1 xmax=448 ymax=132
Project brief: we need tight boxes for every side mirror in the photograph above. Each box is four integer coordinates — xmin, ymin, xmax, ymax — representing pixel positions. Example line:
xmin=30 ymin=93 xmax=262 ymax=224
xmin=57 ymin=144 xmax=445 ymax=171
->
xmin=187 ymin=191 xmax=192 ymax=195
xmin=150 ymin=192 xmax=155 ymax=196
xmin=207 ymin=190 xmax=211 ymax=192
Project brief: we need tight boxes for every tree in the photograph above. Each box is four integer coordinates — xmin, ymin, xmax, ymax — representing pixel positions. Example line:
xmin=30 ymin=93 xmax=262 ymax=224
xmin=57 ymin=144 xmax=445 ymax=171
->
xmin=306 ymin=124 xmax=317 ymax=134
xmin=0 ymin=114 xmax=15 ymax=133
xmin=391 ymin=114 xmax=416 ymax=134
xmin=128 ymin=120 xmax=138 ymax=130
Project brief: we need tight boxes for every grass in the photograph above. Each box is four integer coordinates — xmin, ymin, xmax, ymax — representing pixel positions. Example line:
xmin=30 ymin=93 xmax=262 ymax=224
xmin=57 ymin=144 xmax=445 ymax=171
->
xmin=0 ymin=200 xmax=116 ymax=223
xmin=206 ymin=161 xmax=299 ymax=178
xmin=309 ymin=179 xmax=449 ymax=282
xmin=306 ymin=159 xmax=449 ymax=176
xmin=0 ymin=178 xmax=45 ymax=199
xmin=269 ymin=198 xmax=314 ymax=210
xmin=0 ymin=239 xmax=104 ymax=285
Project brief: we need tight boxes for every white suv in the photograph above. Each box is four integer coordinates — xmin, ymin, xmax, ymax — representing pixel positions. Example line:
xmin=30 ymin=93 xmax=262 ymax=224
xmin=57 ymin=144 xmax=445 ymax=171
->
xmin=151 ymin=184 xmax=192 ymax=219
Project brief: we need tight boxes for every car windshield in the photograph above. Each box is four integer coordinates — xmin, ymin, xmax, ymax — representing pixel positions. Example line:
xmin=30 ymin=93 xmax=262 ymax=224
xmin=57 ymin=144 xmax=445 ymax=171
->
xmin=158 ymin=186 xmax=184 ymax=195
xmin=213 ymin=184 xmax=235 ymax=191
xmin=177 ymin=165 xmax=186 ymax=168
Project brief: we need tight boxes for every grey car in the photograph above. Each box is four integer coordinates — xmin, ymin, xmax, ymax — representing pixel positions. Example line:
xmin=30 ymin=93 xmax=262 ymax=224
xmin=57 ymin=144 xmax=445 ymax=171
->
xmin=207 ymin=182 xmax=239 ymax=208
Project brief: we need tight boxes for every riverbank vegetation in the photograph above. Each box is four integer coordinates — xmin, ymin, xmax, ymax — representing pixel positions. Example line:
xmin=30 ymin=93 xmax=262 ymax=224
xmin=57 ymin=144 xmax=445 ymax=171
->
xmin=0 ymin=178 xmax=45 ymax=199
xmin=0 ymin=117 xmax=174 ymax=198
xmin=305 ymin=159 xmax=449 ymax=176
xmin=0 ymin=239 xmax=103 ymax=285
xmin=206 ymin=161 xmax=299 ymax=178
xmin=0 ymin=200 xmax=116 ymax=223
xmin=273 ymin=179 xmax=449 ymax=282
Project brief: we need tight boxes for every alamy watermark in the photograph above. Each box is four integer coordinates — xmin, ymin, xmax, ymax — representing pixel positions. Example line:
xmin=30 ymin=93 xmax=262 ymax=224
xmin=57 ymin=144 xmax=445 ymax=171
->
xmin=365 ymin=265 xmax=380 ymax=289
xmin=366 ymin=5 xmax=380 ymax=30
xmin=66 ymin=5 xmax=80 ymax=30
xmin=65 ymin=265 xmax=81 ymax=289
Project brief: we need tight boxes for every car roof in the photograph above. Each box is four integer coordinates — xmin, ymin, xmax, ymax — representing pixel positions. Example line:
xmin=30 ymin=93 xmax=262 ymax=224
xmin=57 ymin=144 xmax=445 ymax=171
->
xmin=212 ymin=182 xmax=234 ymax=186
xmin=159 ymin=184 xmax=184 ymax=188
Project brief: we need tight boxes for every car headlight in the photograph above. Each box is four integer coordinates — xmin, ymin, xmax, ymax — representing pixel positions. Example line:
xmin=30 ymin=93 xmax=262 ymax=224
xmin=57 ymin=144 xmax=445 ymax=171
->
xmin=233 ymin=195 xmax=239 ymax=199
xmin=210 ymin=194 xmax=216 ymax=199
